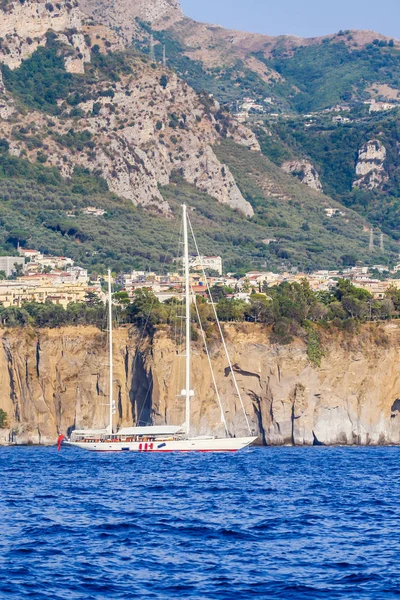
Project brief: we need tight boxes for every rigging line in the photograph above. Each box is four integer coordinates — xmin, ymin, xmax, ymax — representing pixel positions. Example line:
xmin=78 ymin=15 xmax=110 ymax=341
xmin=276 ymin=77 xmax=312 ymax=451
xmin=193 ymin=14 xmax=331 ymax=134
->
xmin=130 ymin=219 xmax=183 ymax=398
xmin=171 ymin=219 xmax=184 ymax=417
xmin=136 ymin=377 xmax=153 ymax=425
xmin=187 ymin=213 xmax=253 ymax=435
xmin=135 ymin=216 xmax=184 ymax=427
xmin=192 ymin=288 xmax=229 ymax=438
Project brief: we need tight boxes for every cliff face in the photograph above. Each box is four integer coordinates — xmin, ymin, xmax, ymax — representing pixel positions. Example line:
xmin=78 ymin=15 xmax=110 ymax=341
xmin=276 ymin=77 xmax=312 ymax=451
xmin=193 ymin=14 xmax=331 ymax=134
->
xmin=0 ymin=0 xmax=85 ymax=69
xmin=1 ymin=324 xmax=400 ymax=446
xmin=353 ymin=139 xmax=388 ymax=190
xmin=79 ymin=0 xmax=183 ymax=39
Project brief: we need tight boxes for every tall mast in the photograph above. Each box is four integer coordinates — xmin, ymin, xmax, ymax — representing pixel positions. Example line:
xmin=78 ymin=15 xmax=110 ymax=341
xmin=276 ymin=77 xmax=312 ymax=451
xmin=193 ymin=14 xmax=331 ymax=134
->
xmin=108 ymin=269 xmax=114 ymax=434
xmin=182 ymin=204 xmax=191 ymax=438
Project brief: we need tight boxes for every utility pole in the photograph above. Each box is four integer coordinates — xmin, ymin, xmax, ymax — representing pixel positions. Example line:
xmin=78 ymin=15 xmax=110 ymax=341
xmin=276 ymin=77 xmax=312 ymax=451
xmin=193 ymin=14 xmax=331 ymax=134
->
xmin=162 ymin=45 xmax=166 ymax=68
xmin=380 ymin=232 xmax=384 ymax=253
xmin=369 ymin=227 xmax=374 ymax=251
xmin=149 ymin=34 xmax=155 ymax=62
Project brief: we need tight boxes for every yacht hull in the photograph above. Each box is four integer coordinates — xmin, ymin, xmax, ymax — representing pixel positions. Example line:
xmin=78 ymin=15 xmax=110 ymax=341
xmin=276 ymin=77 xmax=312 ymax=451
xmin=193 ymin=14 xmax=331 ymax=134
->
xmin=64 ymin=436 xmax=257 ymax=453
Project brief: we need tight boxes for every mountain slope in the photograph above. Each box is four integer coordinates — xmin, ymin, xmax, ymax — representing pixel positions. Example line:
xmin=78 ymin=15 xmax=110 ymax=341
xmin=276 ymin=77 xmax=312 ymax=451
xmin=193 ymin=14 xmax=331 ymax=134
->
xmin=80 ymin=0 xmax=400 ymax=111
xmin=0 ymin=0 xmax=396 ymax=272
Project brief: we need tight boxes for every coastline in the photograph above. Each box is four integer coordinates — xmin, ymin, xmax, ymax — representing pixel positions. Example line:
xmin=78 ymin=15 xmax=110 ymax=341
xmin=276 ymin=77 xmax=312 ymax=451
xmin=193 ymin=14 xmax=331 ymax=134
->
xmin=0 ymin=322 xmax=399 ymax=447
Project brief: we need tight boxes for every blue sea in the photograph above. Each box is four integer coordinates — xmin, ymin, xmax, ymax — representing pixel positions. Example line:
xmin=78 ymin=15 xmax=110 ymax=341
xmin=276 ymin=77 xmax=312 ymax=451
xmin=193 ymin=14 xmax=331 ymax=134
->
xmin=1 ymin=446 xmax=399 ymax=599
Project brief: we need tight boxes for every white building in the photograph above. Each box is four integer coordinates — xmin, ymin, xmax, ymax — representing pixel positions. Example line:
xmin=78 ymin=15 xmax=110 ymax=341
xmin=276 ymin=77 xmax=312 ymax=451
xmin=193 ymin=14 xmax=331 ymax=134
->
xmin=325 ymin=208 xmax=346 ymax=218
xmin=189 ymin=256 xmax=223 ymax=276
xmin=366 ymin=99 xmax=397 ymax=113
xmin=83 ymin=207 xmax=106 ymax=217
xmin=0 ymin=256 xmax=25 ymax=277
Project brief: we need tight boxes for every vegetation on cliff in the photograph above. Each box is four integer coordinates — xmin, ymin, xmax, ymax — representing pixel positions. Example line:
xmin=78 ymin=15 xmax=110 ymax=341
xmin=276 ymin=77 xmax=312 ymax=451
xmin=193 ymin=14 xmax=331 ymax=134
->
xmin=0 ymin=408 xmax=7 ymax=428
xmin=0 ymin=133 xmax=383 ymax=273
xmin=0 ymin=281 xmax=397 ymax=359
xmin=1 ymin=33 xmax=133 ymax=115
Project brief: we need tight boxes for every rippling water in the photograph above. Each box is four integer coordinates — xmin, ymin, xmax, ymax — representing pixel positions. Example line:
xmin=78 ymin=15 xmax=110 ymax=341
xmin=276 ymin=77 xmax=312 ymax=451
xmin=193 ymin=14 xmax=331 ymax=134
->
xmin=1 ymin=446 xmax=400 ymax=599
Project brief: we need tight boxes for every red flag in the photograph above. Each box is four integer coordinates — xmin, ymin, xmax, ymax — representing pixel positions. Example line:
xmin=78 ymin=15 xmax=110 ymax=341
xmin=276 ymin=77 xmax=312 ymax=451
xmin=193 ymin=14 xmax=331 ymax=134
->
xmin=57 ymin=434 xmax=65 ymax=451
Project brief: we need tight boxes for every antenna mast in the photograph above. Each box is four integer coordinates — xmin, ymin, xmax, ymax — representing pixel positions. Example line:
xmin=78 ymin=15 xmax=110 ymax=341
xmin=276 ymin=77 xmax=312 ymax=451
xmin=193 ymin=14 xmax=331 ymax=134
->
xmin=108 ymin=269 xmax=114 ymax=434
xmin=369 ymin=227 xmax=374 ymax=251
xmin=149 ymin=34 xmax=155 ymax=62
xmin=182 ymin=204 xmax=192 ymax=438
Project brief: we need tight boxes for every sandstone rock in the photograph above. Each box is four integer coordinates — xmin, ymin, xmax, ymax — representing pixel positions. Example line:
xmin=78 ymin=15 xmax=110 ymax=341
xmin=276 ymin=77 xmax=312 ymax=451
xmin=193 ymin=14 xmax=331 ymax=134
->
xmin=1 ymin=324 xmax=400 ymax=447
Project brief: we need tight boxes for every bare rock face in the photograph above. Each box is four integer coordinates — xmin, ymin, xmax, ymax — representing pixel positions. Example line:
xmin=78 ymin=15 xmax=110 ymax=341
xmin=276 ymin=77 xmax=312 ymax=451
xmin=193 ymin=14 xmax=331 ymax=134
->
xmin=282 ymin=160 xmax=323 ymax=192
xmin=353 ymin=139 xmax=388 ymax=190
xmin=0 ymin=70 xmax=15 ymax=119
xmin=79 ymin=0 xmax=183 ymax=41
xmin=0 ymin=64 xmax=252 ymax=214
xmin=1 ymin=324 xmax=400 ymax=446
xmin=0 ymin=0 xmax=84 ymax=69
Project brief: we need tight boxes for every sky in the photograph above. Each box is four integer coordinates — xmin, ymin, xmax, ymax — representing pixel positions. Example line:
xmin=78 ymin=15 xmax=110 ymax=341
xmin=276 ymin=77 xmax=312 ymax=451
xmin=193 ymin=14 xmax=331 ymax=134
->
xmin=179 ymin=0 xmax=400 ymax=40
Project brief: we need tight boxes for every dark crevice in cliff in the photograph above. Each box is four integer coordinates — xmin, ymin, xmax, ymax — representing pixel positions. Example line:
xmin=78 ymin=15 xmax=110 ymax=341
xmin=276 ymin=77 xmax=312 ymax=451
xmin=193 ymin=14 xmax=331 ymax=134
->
xmin=131 ymin=350 xmax=153 ymax=425
xmin=124 ymin=346 xmax=129 ymax=382
xmin=291 ymin=401 xmax=301 ymax=446
xmin=391 ymin=398 xmax=400 ymax=418
xmin=249 ymin=393 xmax=266 ymax=445
xmin=2 ymin=339 xmax=19 ymax=422
xmin=291 ymin=385 xmax=305 ymax=446
xmin=36 ymin=341 xmax=40 ymax=378
xmin=117 ymin=385 xmax=123 ymax=420
xmin=312 ymin=431 xmax=324 ymax=446
xmin=25 ymin=357 xmax=29 ymax=389
xmin=225 ymin=364 xmax=261 ymax=382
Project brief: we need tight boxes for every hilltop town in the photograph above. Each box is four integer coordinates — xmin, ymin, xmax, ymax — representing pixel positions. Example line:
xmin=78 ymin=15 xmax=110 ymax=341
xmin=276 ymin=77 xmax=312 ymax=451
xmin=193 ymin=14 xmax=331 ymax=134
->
xmin=2 ymin=245 xmax=400 ymax=311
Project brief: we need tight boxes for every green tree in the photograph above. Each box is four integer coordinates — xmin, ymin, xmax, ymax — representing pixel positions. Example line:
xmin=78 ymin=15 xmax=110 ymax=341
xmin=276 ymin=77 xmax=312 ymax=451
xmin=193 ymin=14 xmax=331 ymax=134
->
xmin=85 ymin=291 xmax=102 ymax=307
xmin=113 ymin=291 xmax=130 ymax=306
xmin=245 ymin=294 xmax=274 ymax=323
xmin=0 ymin=409 xmax=8 ymax=428
xmin=160 ymin=75 xmax=169 ymax=89
xmin=125 ymin=288 xmax=168 ymax=332
xmin=334 ymin=279 xmax=372 ymax=302
xmin=216 ymin=298 xmax=246 ymax=322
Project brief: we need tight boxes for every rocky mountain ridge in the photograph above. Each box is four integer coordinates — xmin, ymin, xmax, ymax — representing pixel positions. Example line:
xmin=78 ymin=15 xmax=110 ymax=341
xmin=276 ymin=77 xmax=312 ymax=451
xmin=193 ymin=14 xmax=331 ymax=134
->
xmin=0 ymin=0 xmax=397 ymax=272
xmin=1 ymin=324 xmax=400 ymax=446
xmin=79 ymin=0 xmax=183 ymax=38
xmin=0 ymin=0 xmax=259 ymax=215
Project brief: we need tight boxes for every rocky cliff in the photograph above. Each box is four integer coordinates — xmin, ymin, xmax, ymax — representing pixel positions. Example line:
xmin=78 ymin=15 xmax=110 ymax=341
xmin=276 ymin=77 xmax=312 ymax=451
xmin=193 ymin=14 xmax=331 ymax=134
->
xmin=79 ymin=0 xmax=183 ymax=39
xmin=353 ymin=139 xmax=388 ymax=190
xmin=1 ymin=323 xmax=400 ymax=446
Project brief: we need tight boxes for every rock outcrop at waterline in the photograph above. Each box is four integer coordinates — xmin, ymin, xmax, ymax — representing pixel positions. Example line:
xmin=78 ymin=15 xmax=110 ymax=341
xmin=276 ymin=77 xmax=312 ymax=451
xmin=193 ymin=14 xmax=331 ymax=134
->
xmin=1 ymin=323 xmax=400 ymax=446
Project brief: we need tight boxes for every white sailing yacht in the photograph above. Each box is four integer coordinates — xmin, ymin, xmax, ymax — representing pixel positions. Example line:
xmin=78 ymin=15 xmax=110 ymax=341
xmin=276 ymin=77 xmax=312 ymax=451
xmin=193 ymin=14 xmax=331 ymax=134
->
xmin=64 ymin=205 xmax=257 ymax=452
